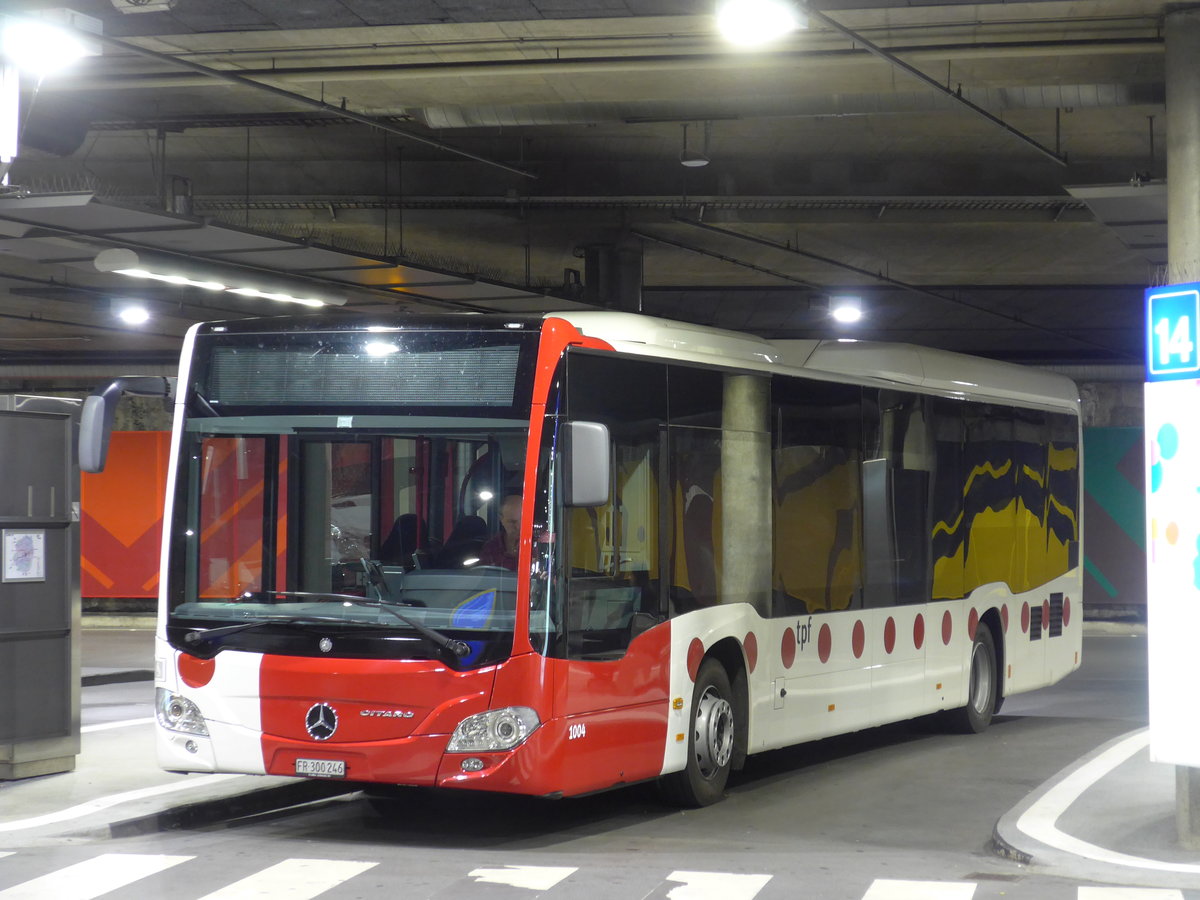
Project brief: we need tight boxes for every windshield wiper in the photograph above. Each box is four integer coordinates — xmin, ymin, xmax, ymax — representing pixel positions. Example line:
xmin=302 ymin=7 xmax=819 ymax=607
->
xmin=182 ymin=614 xmax=379 ymax=651
xmin=235 ymin=587 xmax=471 ymax=659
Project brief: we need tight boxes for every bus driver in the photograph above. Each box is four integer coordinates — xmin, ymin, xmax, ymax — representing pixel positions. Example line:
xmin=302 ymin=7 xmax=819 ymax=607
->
xmin=478 ymin=494 xmax=521 ymax=569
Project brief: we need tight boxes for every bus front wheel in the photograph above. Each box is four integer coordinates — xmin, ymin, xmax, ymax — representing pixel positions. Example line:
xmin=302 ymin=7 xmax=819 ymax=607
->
xmin=944 ymin=625 xmax=997 ymax=734
xmin=660 ymin=658 xmax=736 ymax=807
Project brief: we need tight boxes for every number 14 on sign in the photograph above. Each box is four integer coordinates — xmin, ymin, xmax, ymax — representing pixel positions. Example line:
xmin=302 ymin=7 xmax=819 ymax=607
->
xmin=1147 ymin=287 xmax=1200 ymax=378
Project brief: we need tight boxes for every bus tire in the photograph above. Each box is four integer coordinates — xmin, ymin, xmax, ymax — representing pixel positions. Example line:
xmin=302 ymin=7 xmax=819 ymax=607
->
xmin=944 ymin=625 xmax=997 ymax=734
xmin=660 ymin=658 xmax=736 ymax=807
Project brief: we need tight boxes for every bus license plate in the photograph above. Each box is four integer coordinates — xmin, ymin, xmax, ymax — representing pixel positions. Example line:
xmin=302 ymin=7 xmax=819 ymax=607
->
xmin=295 ymin=758 xmax=345 ymax=778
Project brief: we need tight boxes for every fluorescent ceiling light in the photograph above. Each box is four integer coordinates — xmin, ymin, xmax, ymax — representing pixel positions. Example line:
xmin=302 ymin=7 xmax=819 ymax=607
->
xmin=94 ymin=248 xmax=346 ymax=307
xmin=715 ymin=0 xmax=804 ymax=47
xmin=830 ymin=295 xmax=863 ymax=324
xmin=113 ymin=301 xmax=150 ymax=326
xmin=2 ymin=17 xmax=97 ymax=77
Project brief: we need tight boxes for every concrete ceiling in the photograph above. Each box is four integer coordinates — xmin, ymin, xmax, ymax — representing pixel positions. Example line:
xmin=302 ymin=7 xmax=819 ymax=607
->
xmin=0 ymin=0 xmax=1173 ymax=382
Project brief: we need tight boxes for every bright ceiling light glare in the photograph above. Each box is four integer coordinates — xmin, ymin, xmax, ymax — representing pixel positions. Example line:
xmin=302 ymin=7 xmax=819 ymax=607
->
xmin=95 ymin=249 xmax=346 ymax=308
xmin=364 ymin=340 xmax=400 ymax=357
xmin=715 ymin=0 xmax=802 ymax=47
xmin=830 ymin=295 xmax=864 ymax=324
xmin=2 ymin=19 xmax=93 ymax=77
xmin=115 ymin=305 xmax=150 ymax=326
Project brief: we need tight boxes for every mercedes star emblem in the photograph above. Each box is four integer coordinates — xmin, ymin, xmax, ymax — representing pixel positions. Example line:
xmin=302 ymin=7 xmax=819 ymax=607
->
xmin=318 ymin=637 xmax=333 ymax=653
xmin=305 ymin=702 xmax=338 ymax=741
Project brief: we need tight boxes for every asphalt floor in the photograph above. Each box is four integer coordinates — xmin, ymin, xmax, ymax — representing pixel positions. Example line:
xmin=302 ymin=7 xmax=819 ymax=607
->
xmin=1 ymin=619 xmax=1196 ymax=891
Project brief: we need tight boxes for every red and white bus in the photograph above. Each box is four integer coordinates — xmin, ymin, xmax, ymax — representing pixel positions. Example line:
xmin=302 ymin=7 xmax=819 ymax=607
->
xmin=83 ymin=310 xmax=1082 ymax=806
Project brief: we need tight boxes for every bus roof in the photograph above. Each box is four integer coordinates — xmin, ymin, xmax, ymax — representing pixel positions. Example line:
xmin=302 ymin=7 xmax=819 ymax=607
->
xmin=185 ymin=310 xmax=1078 ymax=414
xmin=549 ymin=310 xmax=1079 ymax=414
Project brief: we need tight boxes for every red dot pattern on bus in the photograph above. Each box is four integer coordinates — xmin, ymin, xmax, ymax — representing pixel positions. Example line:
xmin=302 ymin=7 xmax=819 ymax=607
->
xmin=687 ymin=638 xmax=705 ymax=682
xmin=781 ymin=628 xmax=796 ymax=669
xmin=1063 ymin=597 xmax=1071 ymax=627
xmin=772 ymin=598 xmax=1061 ymax=670
xmin=1043 ymin=600 xmax=1051 ymax=630
xmin=851 ymin=620 xmax=865 ymax=659
xmin=744 ymin=632 xmax=758 ymax=673
xmin=179 ymin=654 xmax=215 ymax=689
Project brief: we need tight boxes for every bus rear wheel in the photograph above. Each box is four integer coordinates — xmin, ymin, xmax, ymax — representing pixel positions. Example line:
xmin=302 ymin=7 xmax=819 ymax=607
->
xmin=660 ymin=658 xmax=736 ymax=807
xmin=944 ymin=625 xmax=997 ymax=734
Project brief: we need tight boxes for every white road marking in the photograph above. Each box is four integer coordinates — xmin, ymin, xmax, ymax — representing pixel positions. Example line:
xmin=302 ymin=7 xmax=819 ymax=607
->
xmin=0 ymin=852 xmax=191 ymax=899
xmin=664 ymin=870 xmax=772 ymax=900
xmin=0 ymin=854 xmax=11 ymax=861
xmin=1014 ymin=729 xmax=1200 ymax=874
xmin=81 ymin=717 xmax=155 ymax=733
xmin=0 ymin=774 xmax=244 ymax=833
xmin=467 ymin=865 xmax=578 ymax=890
xmin=861 ymin=879 xmax=976 ymax=899
xmin=1079 ymin=889 xmax=1185 ymax=899
xmin=196 ymin=858 xmax=377 ymax=899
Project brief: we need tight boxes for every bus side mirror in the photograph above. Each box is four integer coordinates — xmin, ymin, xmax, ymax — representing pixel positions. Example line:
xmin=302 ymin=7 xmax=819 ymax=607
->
xmin=79 ymin=376 xmax=175 ymax=473
xmin=563 ymin=420 xmax=610 ymax=508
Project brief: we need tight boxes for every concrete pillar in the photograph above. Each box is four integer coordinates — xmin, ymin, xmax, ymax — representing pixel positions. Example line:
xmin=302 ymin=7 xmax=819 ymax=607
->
xmin=1167 ymin=5 xmax=1200 ymax=283
xmin=720 ymin=374 xmax=772 ymax=616
xmin=582 ymin=237 xmax=643 ymax=312
xmin=1166 ymin=4 xmax=1200 ymax=848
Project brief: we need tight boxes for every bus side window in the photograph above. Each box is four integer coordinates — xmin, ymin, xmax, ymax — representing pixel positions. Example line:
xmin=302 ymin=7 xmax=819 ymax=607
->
xmin=563 ymin=351 xmax=667 ymax=659
xmin=862 ymin=390 xmax=933 ymax=607
xmin=771 ymin=378 xmax=864 ymax=617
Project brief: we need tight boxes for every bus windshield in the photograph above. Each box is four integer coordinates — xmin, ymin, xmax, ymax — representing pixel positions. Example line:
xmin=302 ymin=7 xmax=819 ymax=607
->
xmin=164 ymin=324 xmax=542 ymax=667
xmin=167 ymin=417 xmax=527 ymax=666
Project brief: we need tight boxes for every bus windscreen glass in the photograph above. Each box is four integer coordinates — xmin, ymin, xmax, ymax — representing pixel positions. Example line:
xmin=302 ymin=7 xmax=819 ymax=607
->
xmin=166 ymin=328 xmax=540 ymax=667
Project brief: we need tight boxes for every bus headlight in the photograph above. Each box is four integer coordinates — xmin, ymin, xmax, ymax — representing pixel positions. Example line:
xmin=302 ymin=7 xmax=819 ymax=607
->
xmin=447 ymin=707 xmax=539 ymax=752
xmin=156 ymin=688 xmax=209 ymax=736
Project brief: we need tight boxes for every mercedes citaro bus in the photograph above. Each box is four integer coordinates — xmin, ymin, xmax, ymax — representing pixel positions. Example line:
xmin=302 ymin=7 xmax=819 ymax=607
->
xmin=81 ymin=310 xmax=1081 ymax=806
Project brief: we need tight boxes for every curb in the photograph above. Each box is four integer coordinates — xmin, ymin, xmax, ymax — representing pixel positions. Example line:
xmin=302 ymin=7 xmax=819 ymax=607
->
xmin=82 ymin=616 xmax=157 ymax=629
xmin=82 ymin=670 xmax=154 ymax=687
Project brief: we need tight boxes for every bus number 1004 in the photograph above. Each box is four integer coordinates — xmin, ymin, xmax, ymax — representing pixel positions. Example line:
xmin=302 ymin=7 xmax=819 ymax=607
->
xmin=568 ymin=722 xmax=587 ymax=740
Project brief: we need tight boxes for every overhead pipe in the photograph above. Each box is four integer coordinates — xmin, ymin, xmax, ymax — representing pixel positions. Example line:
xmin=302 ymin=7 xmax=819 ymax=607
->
xmin=49 ymin=38 xmax=1163 ymax=92
xmin=75 ymin=31 xmax=537 ymax=180
xmin=801 ymin=5 xmax=1069 ymax=167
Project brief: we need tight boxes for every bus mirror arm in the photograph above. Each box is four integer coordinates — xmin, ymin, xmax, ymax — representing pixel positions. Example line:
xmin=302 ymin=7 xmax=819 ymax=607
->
xmin=564 ymin=420 xmax=610 ymax=508
xmin=79 ymin=376 xmax=176 ymax=473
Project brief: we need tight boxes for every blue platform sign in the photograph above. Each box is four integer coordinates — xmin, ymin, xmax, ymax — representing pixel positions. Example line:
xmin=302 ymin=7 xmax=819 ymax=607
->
xmin=1146 ymin=282 xmax=1200 ymax=381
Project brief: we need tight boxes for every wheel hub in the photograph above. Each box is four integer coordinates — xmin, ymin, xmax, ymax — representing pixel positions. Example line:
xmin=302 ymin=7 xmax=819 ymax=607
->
xmin=694 ymin=685 xmax=734 ymax=779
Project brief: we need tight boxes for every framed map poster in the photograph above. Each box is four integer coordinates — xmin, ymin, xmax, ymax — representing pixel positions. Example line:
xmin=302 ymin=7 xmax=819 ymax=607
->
xmin=3 ymin=529 xmax=46 ymax=583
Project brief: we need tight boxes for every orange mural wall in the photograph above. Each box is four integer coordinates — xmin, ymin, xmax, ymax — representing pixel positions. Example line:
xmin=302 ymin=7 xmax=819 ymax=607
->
xmin=81 ymin=431 xmax=171 ymax=599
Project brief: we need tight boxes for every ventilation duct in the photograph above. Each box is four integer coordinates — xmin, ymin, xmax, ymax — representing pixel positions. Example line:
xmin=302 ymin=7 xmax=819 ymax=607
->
xmin=414 ymin=83 xmax=1163 ymax=130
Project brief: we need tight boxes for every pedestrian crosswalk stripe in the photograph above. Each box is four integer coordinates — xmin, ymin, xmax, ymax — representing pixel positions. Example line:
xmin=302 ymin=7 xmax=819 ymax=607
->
xmin=2 ymin=852 xmax=1197 ymax=899
xmin=664 ymin=870 xmax=773 ymax=900
xmin=467 ymin=865 xmax=578 ymax=890
xmin=0 ymin=852 xmax=192 ymax=900
xmin=195 ymin=858 xmax=378 ymax=900
xmin=862 ymin=879 xmax=976 ymax=899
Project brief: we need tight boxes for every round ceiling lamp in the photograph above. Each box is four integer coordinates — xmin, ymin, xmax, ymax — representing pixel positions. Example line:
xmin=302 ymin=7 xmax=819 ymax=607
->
xmin=715 ymin=0 xmax=803 ymax=47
